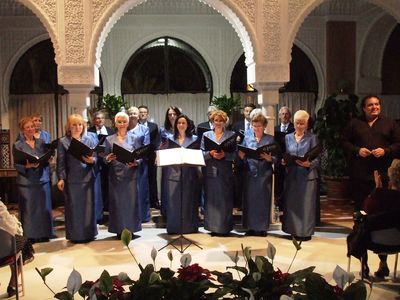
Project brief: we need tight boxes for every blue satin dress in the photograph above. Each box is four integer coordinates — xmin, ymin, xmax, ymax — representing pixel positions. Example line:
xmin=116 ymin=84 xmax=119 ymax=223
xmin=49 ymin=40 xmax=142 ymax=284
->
xmin=57 ymin=135 xmax=98 ymax=242
xmin=201 ymin=130 xmax=236 ymax=234
xmin=241 ymin=133 xmax=275 ymax=232
xmin=130 ymin=124 xmax=151 ymax=223
xmin=104 ymin=133 xmax=142 ymax=234
xmin=282 ymin=132 xmax=320 ymax=238
xmin=13 ymin=137 xmax=53 ymax=239
xmin=164 ymin=136 xmax=200 ymax=234
xmin=159 ymin=127 xmax=174 ymax=216
xmin=87 ymin=132 xmax=104 ymax=223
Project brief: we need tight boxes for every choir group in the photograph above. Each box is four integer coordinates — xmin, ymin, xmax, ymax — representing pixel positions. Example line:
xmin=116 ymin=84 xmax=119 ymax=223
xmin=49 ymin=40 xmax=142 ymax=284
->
xmin=12 ymin=104 xmax=320 ymax=244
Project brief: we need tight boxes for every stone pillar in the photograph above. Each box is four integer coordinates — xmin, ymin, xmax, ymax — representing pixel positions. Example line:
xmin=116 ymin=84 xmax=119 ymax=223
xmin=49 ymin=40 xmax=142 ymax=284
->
xmin=58 ymin=65 xmax=96 ymax=121
xmin=63 ymin=84 xmax=93 ymax=121
xmin=253 ymin=82 xmax=284 ymax=135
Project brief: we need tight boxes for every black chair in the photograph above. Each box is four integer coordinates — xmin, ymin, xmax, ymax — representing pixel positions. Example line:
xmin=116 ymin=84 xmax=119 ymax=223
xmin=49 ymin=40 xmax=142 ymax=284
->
xmin=347 ymin=212 xmax=400 ymax=280
xmin=0 ymin=229 xmax=24 ymax=299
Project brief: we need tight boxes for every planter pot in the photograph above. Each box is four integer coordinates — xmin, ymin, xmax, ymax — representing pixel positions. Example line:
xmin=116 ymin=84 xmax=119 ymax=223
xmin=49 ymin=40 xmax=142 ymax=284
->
xmin=324 ymin=176 xmax=351 ymax=201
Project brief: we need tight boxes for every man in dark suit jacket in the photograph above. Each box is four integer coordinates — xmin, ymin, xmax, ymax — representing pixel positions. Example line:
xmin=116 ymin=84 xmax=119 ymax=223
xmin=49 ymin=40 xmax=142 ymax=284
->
xmin=88 ymin=111 xmax=115 ymax=222
xmin=232 ymin=103 xmax=256 ymax=142
xmin=196 ymin=105 xmax=217 ymax=139
xmin=231 ymin=103 xmax=256 ymax=209
xmin=274 ymin=106 xmax=294 ymax=212
xmin=88 ymin=111 xmax=115 ymax=136
xmin=138 ymin=105 xmax=160 ymax=209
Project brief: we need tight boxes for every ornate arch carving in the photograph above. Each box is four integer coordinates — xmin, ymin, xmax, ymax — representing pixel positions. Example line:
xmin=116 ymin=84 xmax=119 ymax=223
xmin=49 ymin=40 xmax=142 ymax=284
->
xmin=17 ymin=0 xmax=60 ymax=65
xmin=90 ymin=0 xmax=256 ymax=75
xmin=287 ymin=0 xmax=400 ymax=66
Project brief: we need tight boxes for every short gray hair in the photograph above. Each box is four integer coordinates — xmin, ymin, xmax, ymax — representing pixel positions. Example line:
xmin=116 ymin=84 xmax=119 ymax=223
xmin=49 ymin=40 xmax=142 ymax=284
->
xmin=114 ymin=111 xmax=129 ymax=123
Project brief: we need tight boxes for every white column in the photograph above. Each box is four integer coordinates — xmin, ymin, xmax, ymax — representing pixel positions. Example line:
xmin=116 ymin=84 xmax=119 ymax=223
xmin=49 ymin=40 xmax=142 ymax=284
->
xmin=63 ymin=84 xmax=93 ymax=121
xmin=254 ymin=82 xmax=284 ymax=135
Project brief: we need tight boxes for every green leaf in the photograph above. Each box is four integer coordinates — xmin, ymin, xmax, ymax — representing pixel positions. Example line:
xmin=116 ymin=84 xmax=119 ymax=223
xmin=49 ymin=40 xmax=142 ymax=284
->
xmin=226 ymin=266 xmax=248 ymax=275
xmin=292 ymin=237 xmax=302 ymax=250
xmin=167 ymin=250 xmax=173 ymax=262
xmin=54 ymin=291 xmax=73 ymax=300
xmin=252 ymin=272 xmax=261 ymax=282
xmin=211 ymin=271 xmax=234 ymax=284
xmin=121 ymin=228 xmax=132 ymax=246
xmin=243 ymin=246 xmax=252 ymax=261
xmin=36 ymin=267 xmax=54 ymax=282
xmin=304 ymin=272 xmax=337 ymax=300
xmin=149 ymin=272 xmax=160 ymax=284
xmin=159 ymin=267 xmax=175 ymax=280
xmin=99 ymin=270 xmax=113 ymax=294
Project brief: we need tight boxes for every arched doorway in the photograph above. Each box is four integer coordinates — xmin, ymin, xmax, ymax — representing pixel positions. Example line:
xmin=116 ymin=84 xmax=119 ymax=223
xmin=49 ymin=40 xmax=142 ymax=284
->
xmin=279 ymin=44 xmax=318 ymax=119
xmin=121 ymin=37 xmax=212 ymax=126
xmin=8 ymin=39 xmax=64 ymax=144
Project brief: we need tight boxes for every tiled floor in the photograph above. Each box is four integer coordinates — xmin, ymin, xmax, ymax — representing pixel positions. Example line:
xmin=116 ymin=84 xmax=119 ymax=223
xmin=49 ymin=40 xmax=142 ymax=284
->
xmin=1 ymin=198 xmax=399 ymax=299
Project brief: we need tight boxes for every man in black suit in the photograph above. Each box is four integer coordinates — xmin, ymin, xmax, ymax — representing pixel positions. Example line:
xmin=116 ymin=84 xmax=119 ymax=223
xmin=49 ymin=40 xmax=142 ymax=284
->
xmin=232 ymin=103 xmax=256 ymax=140
xmin=88 ymin=111 xmax=115 ymax=223
xmin=88 ymin=111 xmax=115 ymax=136
xmin=138 ymin=105 xmax=161 ymax=209
xmin=196 ymin=105 xmax=217 ymax=139
xmin=274 ymin=106 xmax=295 ymax=213
xmin=231 ymin=103 xmax=256 ymax=210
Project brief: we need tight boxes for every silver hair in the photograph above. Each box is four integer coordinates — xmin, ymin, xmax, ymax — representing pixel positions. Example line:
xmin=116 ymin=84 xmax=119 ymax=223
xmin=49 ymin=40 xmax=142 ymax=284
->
xmin=114 ymin=111 xmax=129 ymax=123
xmin=293 ymin=110 xmax=309 ymax=121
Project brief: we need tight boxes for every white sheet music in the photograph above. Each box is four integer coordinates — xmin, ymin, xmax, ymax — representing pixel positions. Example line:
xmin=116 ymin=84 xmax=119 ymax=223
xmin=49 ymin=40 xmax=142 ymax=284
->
xmin=156 ymin=148 xmax=205 ymax=167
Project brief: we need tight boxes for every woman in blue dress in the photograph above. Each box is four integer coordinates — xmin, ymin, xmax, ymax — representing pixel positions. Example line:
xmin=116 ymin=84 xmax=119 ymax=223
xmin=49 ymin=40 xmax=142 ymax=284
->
xmin=159 ymin=106 xmax=181 ymax=217
xmin=104 ymin=112 xmax=142 ymax=237
xmin=238 ymin=112 xmax=275 ymax=237
xmin=282 ymin=110 xmax=320 ymax=241
xmin=201 ymin=110 xmax=236 ymax=236
xmin=164 ymin=114 xmax=200 ymax=234
xmin=31 ymin=113 xmax=51 ymax=143
xmin=13 ymin=117 xmax=53 ymax=242
xmin=128 ymin=106 xmax=151 ymax=223
xmin=57 ymin=114 xmax=97 ymax=243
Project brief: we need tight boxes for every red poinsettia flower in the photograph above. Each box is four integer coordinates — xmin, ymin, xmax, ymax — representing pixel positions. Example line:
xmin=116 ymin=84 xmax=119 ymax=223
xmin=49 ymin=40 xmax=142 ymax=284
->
xmin=272 ymin=268 xmax=289 ymax=285
xmin=331 ymin=284 xmax=344 ymax=297
xmin=177 ymin=263 xmax=214 ymax=282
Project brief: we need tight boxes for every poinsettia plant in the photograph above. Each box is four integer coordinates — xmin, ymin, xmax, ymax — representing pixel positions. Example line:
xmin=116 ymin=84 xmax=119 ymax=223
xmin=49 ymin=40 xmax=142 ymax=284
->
xmin=36 ymin=229 xmax=368 ymax=299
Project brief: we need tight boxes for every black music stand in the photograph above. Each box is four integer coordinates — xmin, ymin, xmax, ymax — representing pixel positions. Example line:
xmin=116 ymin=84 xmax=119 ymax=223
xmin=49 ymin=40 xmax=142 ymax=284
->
xmin=156 ymin=148 xmax=204 ymax=253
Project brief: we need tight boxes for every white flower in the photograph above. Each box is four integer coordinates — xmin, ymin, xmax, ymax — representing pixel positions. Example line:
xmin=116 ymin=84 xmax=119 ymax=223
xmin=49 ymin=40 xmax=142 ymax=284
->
xmin=180 ymin=253 xmax=192 ymax=267
xmin=66 ymin=268 xmax=82 ymax=295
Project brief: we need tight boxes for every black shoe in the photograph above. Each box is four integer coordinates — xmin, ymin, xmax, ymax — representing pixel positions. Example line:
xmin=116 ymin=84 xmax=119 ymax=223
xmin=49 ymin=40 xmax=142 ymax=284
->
xmin=374 ymin=265 xmax=389 ymax=278
xmin=210 ymin=232 xmax=229 ymax=237
xmin=151 ymin=202 xmax=161 ymax=209
xmin=7 ymin=286 xmax=16 ymax=297
xmin=293 ymin=236 xmax=311 ymax=241
xmin=245 ymin=230 xmax=255 ymax=236
xmin=254 ymin=231 xmax=267 ymax=237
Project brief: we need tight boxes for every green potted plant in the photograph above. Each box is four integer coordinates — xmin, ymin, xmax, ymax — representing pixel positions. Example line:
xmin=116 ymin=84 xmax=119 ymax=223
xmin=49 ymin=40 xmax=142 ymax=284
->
xmin=211 ymin=94 xmax=241 ymax=117
xmin=314 ymin=94 xmax=359 ymax=200
xmin=100 ymin=94 xmax=127 ymax=124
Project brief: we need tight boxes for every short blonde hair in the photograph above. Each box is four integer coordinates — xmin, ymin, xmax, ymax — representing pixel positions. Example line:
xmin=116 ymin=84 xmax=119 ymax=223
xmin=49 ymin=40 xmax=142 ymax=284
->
xmin=19 ymin=116 xmax=34 ymax=131
xmin=114 ymin=111 xmax=129 ymax=123
xmin=65 ymin=114 xmax=86 ymax=137
xmin=127 ymin=106 xmax=139 ymax=115
xmin=251 ymin=111 xmax=268 ymax=127
xmin=388 ymin=159 xmax=400 ymax=189
xmin=293 ymin=110 xmax=309 ymax=122
xmin=210 ymin=110 xmax=229 ymax=124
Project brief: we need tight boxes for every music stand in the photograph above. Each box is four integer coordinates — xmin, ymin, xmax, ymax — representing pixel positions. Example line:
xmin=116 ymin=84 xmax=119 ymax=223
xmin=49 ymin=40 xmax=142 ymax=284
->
xmin=156 ymin=148 xmax=205 ymax=253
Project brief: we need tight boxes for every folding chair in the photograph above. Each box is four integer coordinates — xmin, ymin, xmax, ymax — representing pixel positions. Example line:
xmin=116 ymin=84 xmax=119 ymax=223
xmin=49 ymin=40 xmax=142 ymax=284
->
xmin=0 ymin=229 xmax=25 ymax=299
